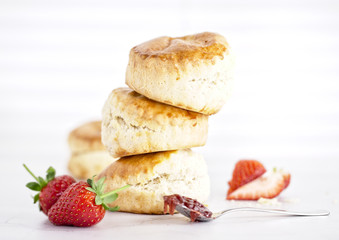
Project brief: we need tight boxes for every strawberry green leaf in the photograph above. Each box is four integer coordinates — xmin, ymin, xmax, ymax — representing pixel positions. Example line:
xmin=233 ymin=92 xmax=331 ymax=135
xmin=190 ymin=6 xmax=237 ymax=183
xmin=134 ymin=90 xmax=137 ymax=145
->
xmin=93 ymin=177 xmax=106 ymax=196
xmin=87 ymin=178 xmax=93 ymax=187
xmin=103 ymin=193 xmax=118 ymax=204
xmin=99 ymin=183 xmax=106 ymax=195
xmin=26 ymin=182 xmax=41 ymax=191
xmin=46 ymin=167 xmax=55 ymax=182
xmin=96 ymin=177 xmax=106 ymax=189
xmin=33 ymin=193 xmax=40 ymax=203
xmin=37 ymin=177 xmax=47 ymax=188
xmin=95 ymin=195 xmax=103 ymax=205
xmin=108 ymin=206 xmax=119 ymax=212
xmin=103 ymin=204 xmax=119 ymax=212
xmin=85 ymin=187 xmax=96 ymax=194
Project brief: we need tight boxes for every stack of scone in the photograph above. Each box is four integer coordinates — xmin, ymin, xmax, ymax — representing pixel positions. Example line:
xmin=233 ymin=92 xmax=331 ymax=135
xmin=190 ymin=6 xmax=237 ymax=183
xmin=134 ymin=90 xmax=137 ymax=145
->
xmin=98 ymin=32 xmax=235 ymax=214
xmin=68 ymin=121 xmax=117 ymax=179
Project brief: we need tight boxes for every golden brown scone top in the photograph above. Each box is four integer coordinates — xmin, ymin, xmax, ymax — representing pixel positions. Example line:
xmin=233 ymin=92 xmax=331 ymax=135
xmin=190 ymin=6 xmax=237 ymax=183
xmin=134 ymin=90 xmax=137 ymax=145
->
xmin=113 ymin=88 xmax=204 ymax=122
xmin=132 ymin=32 xmax=229 ymax=62
xmin=98 ymin=151 xmax=174 ymax=183
xmin=68 ymin=121 xmax=105 ymax=152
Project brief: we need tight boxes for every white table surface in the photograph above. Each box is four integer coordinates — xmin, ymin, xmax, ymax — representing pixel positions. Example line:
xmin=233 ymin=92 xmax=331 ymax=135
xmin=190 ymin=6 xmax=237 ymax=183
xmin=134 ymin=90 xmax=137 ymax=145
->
xmin=1 ymin=155 xmax=339 ymax=240
xmin=1 ymin=0 xmax=339 ymax=239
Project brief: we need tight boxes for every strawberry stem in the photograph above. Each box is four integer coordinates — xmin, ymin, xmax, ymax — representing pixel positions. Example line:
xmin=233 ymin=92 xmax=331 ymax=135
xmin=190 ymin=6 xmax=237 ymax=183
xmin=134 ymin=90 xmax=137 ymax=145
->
xmin=23 ymin=164 xmax=39 ymax=182
xmin=101 ymin=184 xmax=131 ymax=198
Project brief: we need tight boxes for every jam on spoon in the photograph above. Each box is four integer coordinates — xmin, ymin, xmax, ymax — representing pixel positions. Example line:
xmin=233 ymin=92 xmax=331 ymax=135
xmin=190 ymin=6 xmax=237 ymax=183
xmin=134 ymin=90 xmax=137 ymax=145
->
xmin=163 ymin=194 xmax=212 ymax=222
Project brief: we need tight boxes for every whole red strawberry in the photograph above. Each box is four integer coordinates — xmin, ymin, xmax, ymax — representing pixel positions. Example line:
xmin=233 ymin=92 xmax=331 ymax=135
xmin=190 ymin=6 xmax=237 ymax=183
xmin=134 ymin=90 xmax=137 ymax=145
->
xmin=48 ymin=177 xmax=129 ymax=227
xmin=24 ymin=164 xmax=76 ymax=215
xmin=227 ymin=160 xmax=266 ymax=196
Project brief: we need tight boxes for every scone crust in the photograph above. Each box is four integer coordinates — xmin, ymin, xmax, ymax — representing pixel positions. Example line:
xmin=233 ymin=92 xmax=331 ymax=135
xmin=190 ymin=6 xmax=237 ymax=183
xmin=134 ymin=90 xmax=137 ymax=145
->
xmin=126 ymin=32 xmax=235 ymax=115
xmin=132 ymin=32 xmax=228 ymax=62
xmin=98 ymin=149 xmax=210 ymax=214
xmin=102 ymin=88 xmax=208 ymax=158
xmin=68 ymin=121 xmax=105 ymax=153
xmin=98 ymin=150 xmax=174 ymax=183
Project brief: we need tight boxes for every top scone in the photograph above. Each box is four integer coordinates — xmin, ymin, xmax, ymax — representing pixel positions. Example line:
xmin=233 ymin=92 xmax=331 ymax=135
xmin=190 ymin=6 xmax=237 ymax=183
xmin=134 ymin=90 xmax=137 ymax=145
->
xmin=126 ymin=32 xmax=235 ymax=115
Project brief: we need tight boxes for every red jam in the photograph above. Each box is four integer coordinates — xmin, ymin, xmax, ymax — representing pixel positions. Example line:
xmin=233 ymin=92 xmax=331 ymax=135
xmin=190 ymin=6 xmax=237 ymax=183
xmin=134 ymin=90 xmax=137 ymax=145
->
xmin=163 ymin=194 xmax=212 ymax=222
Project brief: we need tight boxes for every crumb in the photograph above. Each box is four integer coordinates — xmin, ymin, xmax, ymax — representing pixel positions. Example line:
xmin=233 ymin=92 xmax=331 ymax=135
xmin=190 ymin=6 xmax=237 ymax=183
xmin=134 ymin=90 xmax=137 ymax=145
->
xmin=257 ymin=197 xmax=281 ymax=206
xmin=333 ymin=199 xmax=338 ymax=205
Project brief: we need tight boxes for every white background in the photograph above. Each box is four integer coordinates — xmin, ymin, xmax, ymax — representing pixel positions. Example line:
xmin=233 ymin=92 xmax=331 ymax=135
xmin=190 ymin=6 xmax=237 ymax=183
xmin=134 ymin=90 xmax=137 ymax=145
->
xmin=0 ymin=0 xmax=338 ymax=239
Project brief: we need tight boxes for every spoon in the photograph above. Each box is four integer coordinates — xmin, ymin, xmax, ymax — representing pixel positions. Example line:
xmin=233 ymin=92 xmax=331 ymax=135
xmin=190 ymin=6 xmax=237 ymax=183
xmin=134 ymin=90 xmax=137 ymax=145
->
xmin=175 ymin=204 xmax=330 ymax=222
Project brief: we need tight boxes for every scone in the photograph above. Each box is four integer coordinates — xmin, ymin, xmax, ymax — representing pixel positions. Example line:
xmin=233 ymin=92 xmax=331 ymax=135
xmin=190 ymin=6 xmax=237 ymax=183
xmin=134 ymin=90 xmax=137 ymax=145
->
xmin=68 ymin=151 xmax=117 ymax=180
xmin=102 ymin=88 xmax=208 ymax=158
xmin=98 ymin=149 xmax=210 ymax=214
xmin=68 ymin=121 xmax=105 ymax=153
xmin=126 ymin=32 xmax=235 ymax=115
xmin=68 ymin=121 xmax=117 ymax=179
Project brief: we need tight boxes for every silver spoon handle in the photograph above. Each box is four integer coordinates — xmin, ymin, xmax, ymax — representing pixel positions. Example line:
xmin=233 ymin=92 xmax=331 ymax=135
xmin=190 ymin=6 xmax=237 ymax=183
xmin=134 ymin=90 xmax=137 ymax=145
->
xmin=218 ymin=207 xmax=330 ymax=217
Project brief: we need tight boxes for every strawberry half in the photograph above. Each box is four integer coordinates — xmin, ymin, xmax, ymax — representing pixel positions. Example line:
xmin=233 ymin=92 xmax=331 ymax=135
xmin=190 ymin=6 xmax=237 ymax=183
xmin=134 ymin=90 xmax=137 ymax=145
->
xmin=48 ymin=177 xmax=130 ymax=227
xmin=24 ymin=164 xmax=76 ymax=215
xmin=227 ymin=160 xmax=266 ymax=195
xmin=227 ymin=169 xmax=291 ymax=200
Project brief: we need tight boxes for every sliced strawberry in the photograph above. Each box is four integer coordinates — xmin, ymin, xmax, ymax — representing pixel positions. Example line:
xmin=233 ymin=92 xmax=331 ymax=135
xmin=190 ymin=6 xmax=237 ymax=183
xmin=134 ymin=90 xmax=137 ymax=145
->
xmin=283 ymin=172 xmax=291 ymax=189
xmin=227 ymin=170 xmax=291 ymax=200
xmin=227 ymin=160 xmax=266 ymax=195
